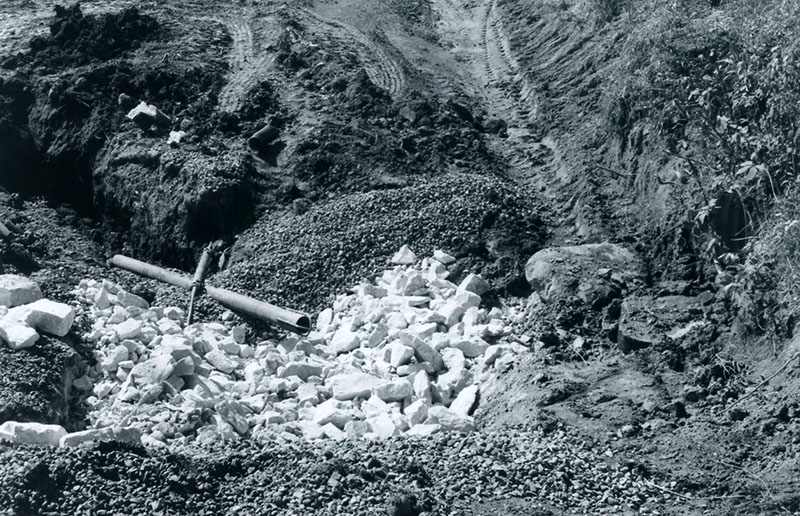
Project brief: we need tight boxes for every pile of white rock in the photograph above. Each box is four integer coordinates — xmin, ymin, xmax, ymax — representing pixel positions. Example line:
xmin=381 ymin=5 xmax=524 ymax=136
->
xmin=9 ymin=246 xmax=529 ymax=448
xmin=0 ymin=274 xmax=85 ymax=447
xmin=0 ymin=274 xmax=75 ymax=350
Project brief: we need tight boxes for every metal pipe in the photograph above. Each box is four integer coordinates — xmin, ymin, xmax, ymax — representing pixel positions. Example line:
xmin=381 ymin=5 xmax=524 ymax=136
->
xmin=108 ymin=254 xmax=311 ymax=334
xmin=187 ymin=249 xmax=214 ymax=326
xmin=247 ymin=124 xmax=280 ymax=151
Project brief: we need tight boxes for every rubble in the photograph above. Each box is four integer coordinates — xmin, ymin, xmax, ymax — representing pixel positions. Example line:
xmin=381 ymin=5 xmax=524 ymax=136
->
xmin=49 ymin=247 xmax=527 ymax=447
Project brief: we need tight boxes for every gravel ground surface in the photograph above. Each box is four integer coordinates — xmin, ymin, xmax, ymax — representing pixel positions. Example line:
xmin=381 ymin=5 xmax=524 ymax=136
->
xmin=0 ymin=424 xmax=673 ymax=516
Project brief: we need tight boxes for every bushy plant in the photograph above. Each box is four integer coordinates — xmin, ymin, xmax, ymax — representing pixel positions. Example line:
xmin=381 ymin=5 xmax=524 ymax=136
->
xmin=586 ymin=0 xmax=629 ymax=22
xmin=607 ymin=0 xmax=800 ymax=252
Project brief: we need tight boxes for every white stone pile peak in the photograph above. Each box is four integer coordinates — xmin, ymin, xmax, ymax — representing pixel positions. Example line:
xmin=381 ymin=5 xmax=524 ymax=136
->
xmin=61 ymin=246 xmax=528 ymax=448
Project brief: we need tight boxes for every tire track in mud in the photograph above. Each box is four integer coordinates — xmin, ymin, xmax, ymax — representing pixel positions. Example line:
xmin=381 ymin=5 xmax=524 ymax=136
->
xmin=191 ymin=13 xmax=272 ymax=113
xmin=482 ymin=0 xmax=537 ymax=127
xmin=479 ymin=0 xmax=548 ymax=182
xmin=432 ymin=0 xmax=558 ymax=189
xmin=296 ymin=7 xmax=406 ymax=98
xmin=218 ymin=18 xmax=273 ymax=113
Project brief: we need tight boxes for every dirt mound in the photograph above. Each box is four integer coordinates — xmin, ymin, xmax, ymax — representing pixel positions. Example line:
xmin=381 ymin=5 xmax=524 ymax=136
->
xmin=3 ymin=3 xmax=160 ymax=70
xmin=220 ymin=172 xmax=546 ymax=314
xmin=94 ymin=143 xmax=256 ymax=268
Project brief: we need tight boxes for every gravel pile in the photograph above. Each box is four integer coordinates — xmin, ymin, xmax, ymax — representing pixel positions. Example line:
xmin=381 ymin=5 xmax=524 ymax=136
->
xmin=0 ymin=424 xmax=670 ymax=515
xmin=55 ymin=247 xmax=529 ymax=448
xmin=220 ymin=172 xmax=546 ymax=314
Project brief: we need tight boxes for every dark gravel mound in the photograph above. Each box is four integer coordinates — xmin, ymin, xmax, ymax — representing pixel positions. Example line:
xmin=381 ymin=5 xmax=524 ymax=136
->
xmin=220 ymin=173 xmax=546 ymax=313
xmin=3 ymin=3 xmax=160 ymax=70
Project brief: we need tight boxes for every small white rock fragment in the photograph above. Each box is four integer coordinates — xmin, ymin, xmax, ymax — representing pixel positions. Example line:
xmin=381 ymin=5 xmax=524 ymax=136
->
xmin=391 ymin=245 xmax=417 ymax=265
xmin=433 ymin=250 xmax=456 ymax=265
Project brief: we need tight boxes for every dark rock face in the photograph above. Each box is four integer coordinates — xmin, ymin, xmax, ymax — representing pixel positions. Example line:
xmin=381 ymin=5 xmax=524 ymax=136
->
xmin=525 ymin=243 xmax=645 ymax=309
xmin=617 ymin=295 xmax=708 ymax=353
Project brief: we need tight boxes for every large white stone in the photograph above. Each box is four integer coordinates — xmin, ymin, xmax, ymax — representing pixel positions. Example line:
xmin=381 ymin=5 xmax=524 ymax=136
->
xmin=438 ymin=291 xmax=481 ymax=327
xmin=384 ymin=312 xmax=408 ymax=329
xmin=9 ymin=299 xmax=75 ymax=337
xmin=450 ymin=337 xmax=489 ymax=358
xmin=433 ymin=250 xmax=456 ymax=265
xmin=313 ymin=399 xmax=354 ymax=429
xmin=369 ymin=414 xmax=399 ymax=438
xmin=331 ymin=328 xmax=361 ymax=354
xmin=101 ymin=345 xmax=129 ymax=372
xmin=243 ymin=362 xmax=265 ymax=384
xmin=130 ymin=355 xmax=175 ymax=386
xmin=450 ymin=385 xmax=479 ymax=417
xmin=412 ymin=370 xmax=433 ymax=404
xmin=279 ymin=361 xmax=323 ymax=381
xmin=441 ymin=348 xmax=466 ymax=370
xmin=375 ymin=379 xmax=412 ymax=402
xmin=404 ymin=399 xmax=429 ymax=426
xmin=483 ymin=345 xmax=506 ymax=366
xmin=316 ymin=308 xmax=334 ymax=332
xmin=113 ymin=319 xmax=143 ymax=340
xmin=457 ymin=274 xmax=490 ymax=296
xmin=388 ymin=341 xmax=414 ymax=367
xmin=59 ymin=428 xmax=113 ymax=447
xmin=205 ymin=349 xmax=238 ymax=374
xmin=215 ymin=400 xmax=250 ymax=435
xmin=329 ymin=373 xmax=381 ymax=400
xmin=344 ymin=420 xmax=370 ymax=439
xmin=362 ymin=394 xmax=391 ymax=419
xmin=396 ymin=363 xmax=436 ymax=377
xmin=437 ymin=367 xmax=473 ymax=399
xmin=398 ymin=331 xmax=444 ymax=371
xmin=317 ymin=423 xmax=343 ymax=440
xmin=0 ymin=421 xmax=66 ymax=446
xmin=426 ymin=406 xmax=475 ymax=432
xmin=366 ymin=324 xmax=389 ymax=348
xmin=0 ymin=319 xmax=38 ymax=350
xmin=0 ymin=275 xmax=42 ymax=308
xmin=118 ymin=291 xmax=149 ymax=309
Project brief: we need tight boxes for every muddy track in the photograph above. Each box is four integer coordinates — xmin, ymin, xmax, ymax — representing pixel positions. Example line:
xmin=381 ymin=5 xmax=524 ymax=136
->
xmin=439 ymin=0 xmax=549 ymax=189
xmin=482 ymin=0 xmax=537 ymax=127
xmin=219 ymin=17 xmax=272 ymax=113
xmin=296 ymin=7 xmax=406 ymax=98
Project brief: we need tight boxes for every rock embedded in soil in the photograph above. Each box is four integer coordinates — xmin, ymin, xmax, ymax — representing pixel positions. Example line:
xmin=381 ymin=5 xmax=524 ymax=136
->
xmin=617 ymin=295 xmax=707 ymax=353
xmin=525 ymin=243 xmax=644 ymax=309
